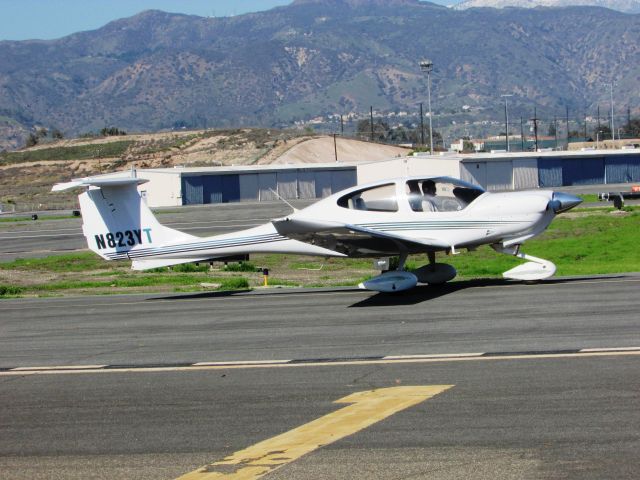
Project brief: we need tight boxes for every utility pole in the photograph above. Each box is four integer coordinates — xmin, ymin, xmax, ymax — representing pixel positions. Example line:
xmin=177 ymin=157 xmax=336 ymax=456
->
xmin=565 ymin=106 xmax=570 ymax=149
xmin=333 ymin=133 xmax=338 ymax=162
xmin=583 ymin=111 xmax=587 ymax=140
xmin=609 ymin=82 xmax=615 ymax=141
xmin=554 ymin=115 xmax=558 ymax=149
xmin=420 ymin=102 xmax=425 ymax=146
xmin=419 ymin=59 xmax=434 ymax=155
xmin=501 ymin=94 xmax=513 ymax=151
xmin=531 ymin=108 xmax=539 ymax=152
xmin=340 ymin=115 xmax=344 ymax=136
xmin=597 ymin=105 xmax=601 ymax=133
xmin=520 ymin=116 xmax=525 ymax=152
xmin=369 ymin=106 xmax=374 ymax=142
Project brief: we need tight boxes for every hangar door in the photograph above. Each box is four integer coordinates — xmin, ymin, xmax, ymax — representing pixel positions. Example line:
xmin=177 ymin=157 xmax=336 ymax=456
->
xmin=513 ymin=159 xmax=539 ymax=189
xmin=182 ymin=176 xmax=203 ymax=205
xmin=258 ymin=173 xmax=278 ymax=201
xmin=315 ymin=171 xmax=333 ymax=198
xmin=485 ymin=161 xmax=513 ymax=191
xmin=239 ymin=174 xmax=258 ymax=201
xmin=460 ymin=162 xmax=487 ymax=189
xmin=562 ymin=157 xmax=604 ymax=186
xmin=331 ymin=169 xmax=357 ymax=193
xmin=297 ymin=171 xmax=316 ymax=199
xmin=605 ymin=155 xmax=640 ymax=183
xmin=277 ymin=171 xmax=298 ymax=199
xmin=538 ymin=158 xmax=563 ymax=187
xmin=182 ymin=175 xmax=240 ymax=204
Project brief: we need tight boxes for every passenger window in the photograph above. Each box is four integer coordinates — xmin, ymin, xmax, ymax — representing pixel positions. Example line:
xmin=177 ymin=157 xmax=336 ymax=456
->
xmin=338 ymin=184 xmax=398 ymax=212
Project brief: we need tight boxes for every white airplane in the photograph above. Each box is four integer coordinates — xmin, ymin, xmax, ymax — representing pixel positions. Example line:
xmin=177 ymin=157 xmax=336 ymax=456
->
xmin=53 ymin=175 xmax=581 ymax=292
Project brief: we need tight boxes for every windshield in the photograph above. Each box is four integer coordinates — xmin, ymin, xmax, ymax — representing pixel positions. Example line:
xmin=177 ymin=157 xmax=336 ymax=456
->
xmin=406 ymin=177 xmax=484 ymax=212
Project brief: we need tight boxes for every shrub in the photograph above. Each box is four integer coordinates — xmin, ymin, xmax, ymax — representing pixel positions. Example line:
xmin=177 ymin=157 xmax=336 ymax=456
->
xmin=0 ymin=285 xmax=23 ymax=296
xmin=222 ymin=261 xmax=257 ymax=272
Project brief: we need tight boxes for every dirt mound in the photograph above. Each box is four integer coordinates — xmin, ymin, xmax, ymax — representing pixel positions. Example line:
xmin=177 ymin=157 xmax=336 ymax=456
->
xmin=266 ymin=136 xmax=410 ymax=164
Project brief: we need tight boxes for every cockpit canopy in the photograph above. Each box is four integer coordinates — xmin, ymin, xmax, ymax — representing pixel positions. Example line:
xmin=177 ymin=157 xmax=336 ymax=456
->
xmin=337 ymin=177 xmax=485 ymax=213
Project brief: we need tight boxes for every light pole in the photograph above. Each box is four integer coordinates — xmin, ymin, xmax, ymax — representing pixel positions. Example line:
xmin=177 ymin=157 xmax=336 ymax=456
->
xmin=608 ymin=82 xmax=615 ymax=141
xmin=419 ymin=59 xmax=434 ymax=155
xmin=501 ymin=94 xmax=513 ymax=151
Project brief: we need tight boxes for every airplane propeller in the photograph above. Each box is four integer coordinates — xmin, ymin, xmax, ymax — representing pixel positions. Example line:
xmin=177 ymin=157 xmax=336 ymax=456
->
xmin=548 ymin=192 xmax=582 ymax=214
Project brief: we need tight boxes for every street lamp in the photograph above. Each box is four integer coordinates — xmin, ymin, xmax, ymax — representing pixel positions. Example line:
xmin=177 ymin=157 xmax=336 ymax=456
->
xmin=608 ymin=82 xmax=615 ymax=141
xmin=419 ymin=59 xmax=434 ymax=155
xmin=501 ymin=94 xmax=513 ymax=152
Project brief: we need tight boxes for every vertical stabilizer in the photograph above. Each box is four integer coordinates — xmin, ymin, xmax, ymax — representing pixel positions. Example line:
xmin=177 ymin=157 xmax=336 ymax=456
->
xmin=53 ymin=178 xmax=193 ymax=260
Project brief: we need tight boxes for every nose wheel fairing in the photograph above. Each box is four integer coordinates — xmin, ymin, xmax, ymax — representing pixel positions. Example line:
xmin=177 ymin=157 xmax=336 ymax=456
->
xmin=492 ymin=244 xmax=556 ymax=281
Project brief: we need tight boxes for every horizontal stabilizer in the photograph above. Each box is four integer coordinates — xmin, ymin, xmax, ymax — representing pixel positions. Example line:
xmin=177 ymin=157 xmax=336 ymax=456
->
xmin=52 ymin=177 xmax=148 ymax=192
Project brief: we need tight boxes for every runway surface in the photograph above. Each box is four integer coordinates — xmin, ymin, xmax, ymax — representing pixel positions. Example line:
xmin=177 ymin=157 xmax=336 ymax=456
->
xmin=1 ymin=275 xmax=639 ymax=479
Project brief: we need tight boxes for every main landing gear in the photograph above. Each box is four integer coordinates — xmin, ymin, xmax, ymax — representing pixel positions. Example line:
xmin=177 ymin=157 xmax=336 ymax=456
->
xmin=359 ymin=251 xmax=458 ymax=293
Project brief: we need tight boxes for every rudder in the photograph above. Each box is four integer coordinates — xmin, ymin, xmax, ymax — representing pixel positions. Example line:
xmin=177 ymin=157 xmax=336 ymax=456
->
xmin=54 ymin=177 xmax=193 ymax=260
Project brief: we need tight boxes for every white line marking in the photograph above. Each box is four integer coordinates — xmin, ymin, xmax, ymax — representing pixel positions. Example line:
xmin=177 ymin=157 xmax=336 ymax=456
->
xmin=3 ymin=350 xmax=640 ymax=377
xmin=11 ymin=364 xmax=107 ymax=371
xmin=193 ymin=360 xmax=291 ymax=366
xmin=580 ymin=347 xmax=640 ymax=352
xmin=384 ymin=353 xmax=483 ymax=360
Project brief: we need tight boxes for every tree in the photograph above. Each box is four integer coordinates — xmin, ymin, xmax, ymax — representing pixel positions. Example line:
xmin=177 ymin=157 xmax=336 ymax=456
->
xmin=623 ymin=118 xmax=640 ymax=137
xmin=463 ymin=139 xmax=475 ymax=152
xmin=25 ymin=133 xmax=38 ymax=147
xmin=356 ymin=119 xmax=390 ymax=142
xmin=548 ymin=122 xmax=556 ymax=137
xmin=593 ymin=125 xmax=612 ymax=140
xmin=100 ymin=127 xmax=127 ymax=136
xmin=51 ymin=128 xmax=64 ymax=139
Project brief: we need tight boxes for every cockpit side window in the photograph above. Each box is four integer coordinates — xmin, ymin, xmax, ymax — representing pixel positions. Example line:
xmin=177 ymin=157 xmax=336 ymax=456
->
xmin=338 ymin=183 xmax=398 ymax=212
xmin=405 ymin=178 xmax=484 ymax=212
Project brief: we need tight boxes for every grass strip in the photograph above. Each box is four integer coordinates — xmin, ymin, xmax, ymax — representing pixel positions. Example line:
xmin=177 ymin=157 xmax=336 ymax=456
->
xmin=0 ymin=141 xmax=133 ymax=164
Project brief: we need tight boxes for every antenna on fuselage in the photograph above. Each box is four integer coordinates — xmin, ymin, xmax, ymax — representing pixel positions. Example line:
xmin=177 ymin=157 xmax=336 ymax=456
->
xmin=269 ymin=188 xmax=299 ymax=213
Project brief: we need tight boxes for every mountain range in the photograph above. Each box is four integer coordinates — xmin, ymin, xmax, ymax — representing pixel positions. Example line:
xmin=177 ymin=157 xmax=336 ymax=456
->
xmin=1 ymin=0 xmax=639 ymax=150
xmin=453 ymin=0 xmax=640 ymax=13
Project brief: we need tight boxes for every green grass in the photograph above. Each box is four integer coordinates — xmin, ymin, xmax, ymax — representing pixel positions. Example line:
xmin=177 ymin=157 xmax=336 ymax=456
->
xmin=0 ymin=252 xmax=112 ymax=273
xmin=31 ymin=274 xmax=249 ymax=292
xmin=446 ymin=209 xmax=640 ymax=278
xmin=222 ymin=261 xmax=258 ymax=272
xmin=0 ymin=141 xmax=133 ymax=164
xmin=578 ymin=194 xmax=599 ymax=203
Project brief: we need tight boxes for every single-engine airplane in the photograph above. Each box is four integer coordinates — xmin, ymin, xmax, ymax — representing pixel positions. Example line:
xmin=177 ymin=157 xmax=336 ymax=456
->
xmin=53 ymin=175 xmax=581 ymax=292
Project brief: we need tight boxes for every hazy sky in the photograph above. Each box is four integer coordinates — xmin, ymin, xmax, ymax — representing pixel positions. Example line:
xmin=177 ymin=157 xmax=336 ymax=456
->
xmin=0 ymin=0 xmax=457 ymax=41
xmin=0 ymin=1 xmax=292 ymax=41
xmin=0 ymin=0 xmax=453 ymax=41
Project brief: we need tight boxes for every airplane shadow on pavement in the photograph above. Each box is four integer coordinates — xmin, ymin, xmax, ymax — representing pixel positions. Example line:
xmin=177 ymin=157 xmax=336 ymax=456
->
xmin=147 ymin=275 xmax=626 ymax=305
xmin=348 ymin=275 xmax=627 ymax=307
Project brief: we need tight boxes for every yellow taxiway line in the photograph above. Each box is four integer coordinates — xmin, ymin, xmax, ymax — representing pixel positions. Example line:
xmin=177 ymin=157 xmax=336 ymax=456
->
xmin=175 ymin=385 xmax=452 ymax=480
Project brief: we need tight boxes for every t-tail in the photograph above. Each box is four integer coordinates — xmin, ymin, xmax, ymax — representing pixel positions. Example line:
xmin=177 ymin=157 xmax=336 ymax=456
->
xmin=53 ymin=176 xmax=344 ymax=270
xmin=53 ymin=177 xmax=195 ymax=264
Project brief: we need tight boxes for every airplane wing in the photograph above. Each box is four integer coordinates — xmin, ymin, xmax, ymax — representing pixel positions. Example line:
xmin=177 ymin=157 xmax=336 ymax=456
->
xmin=272 ymin=218 xmax=451 ymax=256
xmin=344 ymin=223 xmax=451 ymax=250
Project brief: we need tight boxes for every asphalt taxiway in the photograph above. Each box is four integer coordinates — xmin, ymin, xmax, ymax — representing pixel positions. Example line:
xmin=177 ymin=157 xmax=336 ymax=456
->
xmin=1 ymin=275 xmax=639 ymax=479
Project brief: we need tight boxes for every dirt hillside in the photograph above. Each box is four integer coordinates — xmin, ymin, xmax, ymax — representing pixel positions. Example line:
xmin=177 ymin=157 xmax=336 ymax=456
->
xmin=0 ymin=129 xmax=411 ymax=211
